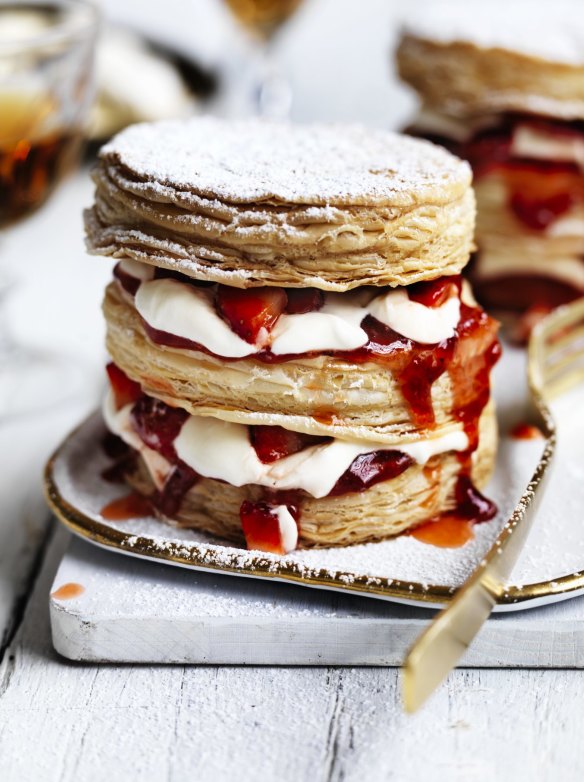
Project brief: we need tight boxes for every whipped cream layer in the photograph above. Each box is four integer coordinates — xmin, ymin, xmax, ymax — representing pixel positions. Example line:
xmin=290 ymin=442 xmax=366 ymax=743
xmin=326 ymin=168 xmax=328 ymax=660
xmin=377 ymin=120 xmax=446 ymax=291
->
xmin=475 ymin=250 xmax=584 ymax=288
xmin=411 ymin=111 xmax=584 ymax=170
xmin=271 ymin=506 xmax=298 ymax=552
xmin=104 ymin=391 xmax=469 ymax=500
xmin=511 ymin=124 xmax=584 ymax=168
xmin=118 ymin=260 xmax=461 ymax=357
xmin=410 ymin=109 xmax=499 ymax=144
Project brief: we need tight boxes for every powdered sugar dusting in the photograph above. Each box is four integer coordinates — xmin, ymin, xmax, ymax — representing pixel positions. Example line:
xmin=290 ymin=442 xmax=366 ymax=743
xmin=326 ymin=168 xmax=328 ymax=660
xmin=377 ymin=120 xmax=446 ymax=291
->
xmin=100 ymin=117 xmax=470 ymax=206
xmin=402 ymin=1 xmax=584 ymax=66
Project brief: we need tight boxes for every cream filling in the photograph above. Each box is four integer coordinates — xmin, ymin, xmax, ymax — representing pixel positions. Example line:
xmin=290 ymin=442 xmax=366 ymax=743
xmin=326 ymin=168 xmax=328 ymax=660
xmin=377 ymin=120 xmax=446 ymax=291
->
xmin=173 ymin=414 xmax=468 ymax=499
xmin=475 ymin=250 xmax=584 ymax=288
xmin=273 ymin=506 xmax=298 ymax=553
xmin=130 ymin=271 xmax=460 ymax=358
xmin=103 ymin=391 xmax=469 ymax=500
xmin=511 ymin=125 xmax=584 ymax=168
xmin=410 ymin=108 xmax=499 ymax=143
xmin=546 ymin=213 xmax=584 ymax=237
xmin=120 ymin=258 xmax=156 ymax=282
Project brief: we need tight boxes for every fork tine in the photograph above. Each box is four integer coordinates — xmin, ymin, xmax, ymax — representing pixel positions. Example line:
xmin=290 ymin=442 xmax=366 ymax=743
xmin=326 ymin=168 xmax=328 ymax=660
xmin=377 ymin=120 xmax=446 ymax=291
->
xmin=535 ymin=300 xmax=584 ymax=398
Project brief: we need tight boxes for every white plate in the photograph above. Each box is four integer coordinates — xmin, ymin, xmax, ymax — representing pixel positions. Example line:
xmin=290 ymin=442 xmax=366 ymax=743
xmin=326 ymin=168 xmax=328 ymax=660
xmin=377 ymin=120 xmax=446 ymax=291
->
xmin=45 ymin=345 xmax=584 ymax=611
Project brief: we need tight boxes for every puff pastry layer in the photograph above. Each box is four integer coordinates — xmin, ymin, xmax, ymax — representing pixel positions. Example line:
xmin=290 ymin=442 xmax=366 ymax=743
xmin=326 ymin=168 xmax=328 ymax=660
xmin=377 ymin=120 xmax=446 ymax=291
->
xmin=104 ymin=282 xmax=498 ymax=444
xmin=397 ymin=35 xmax=584 ymax=120
xmin=86 ymin=117 xmax=474 ymax=291
xmin=121 ymin=400 xmax=496 ymax=548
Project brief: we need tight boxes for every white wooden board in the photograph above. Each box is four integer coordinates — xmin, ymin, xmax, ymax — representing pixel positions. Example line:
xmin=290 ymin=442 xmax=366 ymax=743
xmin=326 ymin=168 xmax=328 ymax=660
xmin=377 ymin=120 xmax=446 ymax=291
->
xmin=5 ymin=524 xmax=584 ymax=782
xmin=50 ymin=535 xmax=584 ymax=666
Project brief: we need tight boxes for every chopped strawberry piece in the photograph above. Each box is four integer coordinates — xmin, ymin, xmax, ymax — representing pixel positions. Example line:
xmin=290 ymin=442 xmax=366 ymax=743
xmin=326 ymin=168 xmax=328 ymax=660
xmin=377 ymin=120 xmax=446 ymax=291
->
xmin=130 ymin=396 xmax=188 ymax=461
xmin=510 ymin=191 xmax=575 ymax=231
xmin=250 ymin=425 xmax=326 ymax=463
xmin=240 ymin=500 xmax=298 ymax=554
xmin=216 ymin=285 xmax=287 ymax=344
xmin=285 ymin=287 xmax=325 ymax=314
xmin=408 ymin=276 xmax=461 ymax=308
xmin=106 ymin=363 xmax=142 ymax=410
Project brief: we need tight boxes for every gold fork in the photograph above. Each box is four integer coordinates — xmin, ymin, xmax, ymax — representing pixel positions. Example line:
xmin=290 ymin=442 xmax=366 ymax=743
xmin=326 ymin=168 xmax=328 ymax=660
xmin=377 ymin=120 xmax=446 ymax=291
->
xmin=402 ymin=297 xmax=584 ymax=713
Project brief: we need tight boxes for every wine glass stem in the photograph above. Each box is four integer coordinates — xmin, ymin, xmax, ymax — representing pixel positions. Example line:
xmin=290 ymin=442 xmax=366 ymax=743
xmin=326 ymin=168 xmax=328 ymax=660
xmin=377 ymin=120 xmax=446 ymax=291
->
xmin=255 ymin=41 xmax=292 ymax=119
xmin=0 ymin=274 xmax=17 ymax=358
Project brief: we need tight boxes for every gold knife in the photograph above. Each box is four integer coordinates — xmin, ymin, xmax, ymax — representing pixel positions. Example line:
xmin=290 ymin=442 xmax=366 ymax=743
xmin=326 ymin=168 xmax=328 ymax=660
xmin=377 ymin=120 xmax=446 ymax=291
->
xmin=402 ymin=298 xmax=584 ymax=713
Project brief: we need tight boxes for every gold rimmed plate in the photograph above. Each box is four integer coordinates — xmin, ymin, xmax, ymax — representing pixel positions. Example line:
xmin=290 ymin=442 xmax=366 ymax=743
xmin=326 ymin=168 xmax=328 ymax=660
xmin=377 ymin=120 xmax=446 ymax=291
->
xmin=45 ymin=345 xmax=584 ymax=612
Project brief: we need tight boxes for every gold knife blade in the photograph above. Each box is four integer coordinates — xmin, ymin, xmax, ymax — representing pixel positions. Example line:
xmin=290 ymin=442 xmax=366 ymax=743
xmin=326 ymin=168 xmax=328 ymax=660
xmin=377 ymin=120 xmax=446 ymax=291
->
xmin=401 ymin=297 xmax=584 ymax=713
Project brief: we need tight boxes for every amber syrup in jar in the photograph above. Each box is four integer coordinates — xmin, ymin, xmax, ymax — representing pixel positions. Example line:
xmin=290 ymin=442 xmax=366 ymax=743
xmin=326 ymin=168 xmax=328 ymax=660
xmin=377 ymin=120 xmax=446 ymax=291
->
xmin=0 ymin=93 xmax=81 ymax=225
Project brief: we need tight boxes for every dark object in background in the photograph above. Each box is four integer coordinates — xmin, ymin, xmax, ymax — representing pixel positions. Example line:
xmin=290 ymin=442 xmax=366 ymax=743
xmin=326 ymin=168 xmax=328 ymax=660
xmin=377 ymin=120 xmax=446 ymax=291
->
xmin=89 ymin=26 xmax=218 ymax=148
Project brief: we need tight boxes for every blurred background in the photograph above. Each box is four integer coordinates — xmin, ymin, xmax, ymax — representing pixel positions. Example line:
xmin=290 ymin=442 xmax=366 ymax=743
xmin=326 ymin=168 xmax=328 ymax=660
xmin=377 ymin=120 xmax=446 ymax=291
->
xmin=90 ymin=0 xmax=416 ymax=130
xmin=0 ymin=0 xmax=557 ymax=400
xmin=0 ymin=0 xmax=423 ymax=382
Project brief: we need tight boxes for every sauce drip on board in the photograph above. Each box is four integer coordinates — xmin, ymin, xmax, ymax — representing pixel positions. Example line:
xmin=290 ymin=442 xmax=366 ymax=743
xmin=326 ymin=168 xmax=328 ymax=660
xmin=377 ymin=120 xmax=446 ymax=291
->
xmin=51 ymin=582 xmax=85 ymax=600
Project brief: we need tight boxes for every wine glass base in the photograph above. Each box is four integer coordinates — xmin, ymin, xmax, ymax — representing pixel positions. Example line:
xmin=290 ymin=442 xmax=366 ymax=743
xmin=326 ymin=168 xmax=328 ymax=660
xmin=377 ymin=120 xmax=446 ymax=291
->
xmin=0 ymin=348 xmax=91 ymax=421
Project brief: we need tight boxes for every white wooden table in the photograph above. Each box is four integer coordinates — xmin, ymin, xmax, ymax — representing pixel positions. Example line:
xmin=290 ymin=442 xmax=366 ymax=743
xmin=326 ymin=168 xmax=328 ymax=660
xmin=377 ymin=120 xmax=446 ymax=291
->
xmin=2 ymin=1 xmax=584 ymax=779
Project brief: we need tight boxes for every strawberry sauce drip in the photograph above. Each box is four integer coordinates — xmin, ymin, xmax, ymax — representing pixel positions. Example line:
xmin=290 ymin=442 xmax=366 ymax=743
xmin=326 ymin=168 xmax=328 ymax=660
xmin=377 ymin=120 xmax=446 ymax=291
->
xmin=453 ymin=474 xmax=497 ymax=523
xmin=409 ymin=516 xmax=474 ymax=549
xmin=101 ymin=432 xmax=137 ymax=484
xmin=127 ymin=393 xmax=201 ymax=515
xmin=100 ymin=492 xmax=153 ymax=520
xmin=106 ymin=362 xmax=142 ymax=410
xmin=409 ymin=474 xmax=497 ymax=549
xmin=113 ymin=264 xmax=142 ymax=296
xmin=510 ymin=422 xmax=545 ymax=440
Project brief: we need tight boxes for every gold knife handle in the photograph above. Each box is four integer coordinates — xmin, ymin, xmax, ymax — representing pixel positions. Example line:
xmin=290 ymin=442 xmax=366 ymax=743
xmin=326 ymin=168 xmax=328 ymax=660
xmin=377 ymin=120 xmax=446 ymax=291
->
xmin=402 ymin=297 xmax=584 ymax=713
xmin=402 ymin=430 xmax=554 ymax=713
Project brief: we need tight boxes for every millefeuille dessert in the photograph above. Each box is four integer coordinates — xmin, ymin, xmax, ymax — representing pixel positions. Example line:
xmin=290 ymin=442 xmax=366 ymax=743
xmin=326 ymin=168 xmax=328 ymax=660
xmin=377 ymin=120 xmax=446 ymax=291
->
xmin=86 ymin=117 xmax=500 ymax=554
xmin=397 ymin=5 xmax=584 ymax=337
